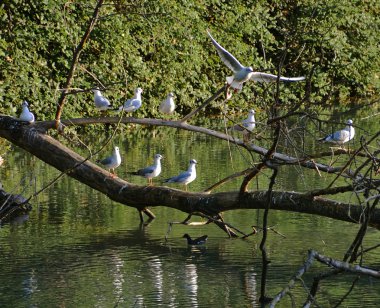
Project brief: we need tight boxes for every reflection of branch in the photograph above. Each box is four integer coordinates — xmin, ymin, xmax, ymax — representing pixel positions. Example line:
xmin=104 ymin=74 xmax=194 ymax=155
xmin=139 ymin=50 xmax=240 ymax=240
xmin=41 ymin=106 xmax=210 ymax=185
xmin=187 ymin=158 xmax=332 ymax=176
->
xmin=54 ymin=0 xmax=104 ymax=128
xmin=333 ymin=277 xmax=359 ymax=308
xmin=256 ymin=120 xmax=282 ymax=303
xmin=270 ymin=249 xmax=380 ymax=307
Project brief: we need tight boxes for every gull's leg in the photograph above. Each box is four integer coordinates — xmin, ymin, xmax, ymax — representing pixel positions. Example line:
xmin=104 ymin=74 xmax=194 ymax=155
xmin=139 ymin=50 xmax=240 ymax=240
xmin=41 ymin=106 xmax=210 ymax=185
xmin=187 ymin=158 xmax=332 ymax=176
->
xmin=328 ymin=148 xmax=334 ymax=167
xmin=110 ymin=168 xmax=117 ymax=178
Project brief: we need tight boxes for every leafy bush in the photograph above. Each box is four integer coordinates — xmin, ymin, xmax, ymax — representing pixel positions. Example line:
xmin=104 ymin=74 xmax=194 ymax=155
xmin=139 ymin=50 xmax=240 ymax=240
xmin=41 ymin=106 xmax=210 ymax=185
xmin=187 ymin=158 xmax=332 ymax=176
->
xmin=0 ymin=0 xmax=378 ymax=120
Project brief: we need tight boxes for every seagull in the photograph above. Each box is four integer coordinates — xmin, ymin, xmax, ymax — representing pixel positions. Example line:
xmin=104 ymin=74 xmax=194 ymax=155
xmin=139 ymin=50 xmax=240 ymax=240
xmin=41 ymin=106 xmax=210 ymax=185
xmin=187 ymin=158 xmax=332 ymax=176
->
xmin=19 ymin=101 xmax=35 ymax=123
xmin=119 ymin=87 xmax=143 ymax=113
xmin=207 ymin=30 xmax=305 ymax=91
xmin=159 ymin=92 xmax=176 ymax=114
xmin=92 ymin=89 xmax=113 ymax=112
xmin=318 ymin=119 xmax=355 ymax=148
xmin=231 ymin=109 xmax=256 ymax=133
xmin=128 ymin=154 xmax=163 ymax=185
xmin=183 ymin=234 xmax=208 ymax=245
xmin=164 ymin=159 xmax=197 ymax=191
xmin=97 ymin=146 xmax=122 ymax=177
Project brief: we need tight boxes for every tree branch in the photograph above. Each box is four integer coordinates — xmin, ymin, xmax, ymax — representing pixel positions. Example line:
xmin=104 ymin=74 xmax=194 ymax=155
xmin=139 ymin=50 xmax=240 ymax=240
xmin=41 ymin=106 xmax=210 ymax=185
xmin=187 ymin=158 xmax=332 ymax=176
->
xmin=270 ymin=249 xmax=380 ymax=307
xmin=54 ymin=0 xmax=104 ymax=127
xmin=180 ymin=84 xmax=226 ymax=123
xmin=2 ymin=116 xmax=380 ymax=228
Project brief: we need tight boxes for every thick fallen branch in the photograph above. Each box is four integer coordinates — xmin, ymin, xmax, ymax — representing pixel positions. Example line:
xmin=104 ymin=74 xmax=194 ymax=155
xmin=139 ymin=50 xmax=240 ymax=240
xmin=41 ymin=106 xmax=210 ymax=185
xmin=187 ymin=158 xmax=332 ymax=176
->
xmin=1 ymin=116 xmax=380 ymax=229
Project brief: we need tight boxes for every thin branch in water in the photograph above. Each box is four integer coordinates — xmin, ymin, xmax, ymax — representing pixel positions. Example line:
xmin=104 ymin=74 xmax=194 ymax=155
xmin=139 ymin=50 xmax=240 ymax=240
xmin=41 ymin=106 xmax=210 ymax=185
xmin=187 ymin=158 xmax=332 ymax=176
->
xmin=270 ymin=249 xmax=380 ymax=307
xmin=332 ymin=277 xmax=360 ymax=308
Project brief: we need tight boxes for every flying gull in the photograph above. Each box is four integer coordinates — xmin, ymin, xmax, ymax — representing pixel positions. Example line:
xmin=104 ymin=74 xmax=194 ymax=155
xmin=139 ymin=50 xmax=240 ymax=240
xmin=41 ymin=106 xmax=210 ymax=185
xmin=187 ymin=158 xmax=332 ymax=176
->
xmin=207 ymin=30 xmax=305 ymax=91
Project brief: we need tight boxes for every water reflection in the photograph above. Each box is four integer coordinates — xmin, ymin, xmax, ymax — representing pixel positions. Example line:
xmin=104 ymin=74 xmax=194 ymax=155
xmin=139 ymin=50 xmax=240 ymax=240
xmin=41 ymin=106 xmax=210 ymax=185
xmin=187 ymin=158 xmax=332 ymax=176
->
xmin=0 ymin=122 xmax=379 ymax=307
xmin=22 ymin=268 xmax=39 ymax=297
xmin=110 ymin=253 xmax=124 ymax=303
xmin=148 ymin=258 xmax=164 ymax=303
xmin=243 ymin=267 xmax=258 ymax=307
xmin=185 ymin=263 xmax=198 ymax=307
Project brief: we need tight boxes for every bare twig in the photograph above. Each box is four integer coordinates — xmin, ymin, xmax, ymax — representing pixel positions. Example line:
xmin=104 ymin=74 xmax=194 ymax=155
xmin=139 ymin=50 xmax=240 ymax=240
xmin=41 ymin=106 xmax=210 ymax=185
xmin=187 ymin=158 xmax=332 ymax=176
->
xmin=270 ymin=249 xmax=380 ymax=307
xmin=180 ymin=84 xmax=226 ymax=123
xmin=54 ymin=0 xmax=104 ymax=128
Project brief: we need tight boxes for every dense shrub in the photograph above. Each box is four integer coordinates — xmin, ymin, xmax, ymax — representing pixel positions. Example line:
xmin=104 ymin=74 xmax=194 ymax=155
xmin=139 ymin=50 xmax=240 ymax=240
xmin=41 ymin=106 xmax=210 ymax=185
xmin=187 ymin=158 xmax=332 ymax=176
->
xmin=0 ymin=0 xmax=379 ymax=119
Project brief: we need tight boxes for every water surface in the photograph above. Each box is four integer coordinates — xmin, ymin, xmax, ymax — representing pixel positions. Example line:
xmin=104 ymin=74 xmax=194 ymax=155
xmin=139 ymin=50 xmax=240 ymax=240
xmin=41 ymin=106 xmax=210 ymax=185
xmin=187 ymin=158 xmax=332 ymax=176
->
xmin=0 ymin=117 xmax=379 ymax=307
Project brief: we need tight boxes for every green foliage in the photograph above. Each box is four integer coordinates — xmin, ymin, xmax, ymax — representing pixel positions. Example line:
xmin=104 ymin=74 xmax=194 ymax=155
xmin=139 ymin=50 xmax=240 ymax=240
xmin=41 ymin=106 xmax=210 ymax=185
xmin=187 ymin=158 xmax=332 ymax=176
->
xmin=0 ymin=0 xmax=379 ymax=120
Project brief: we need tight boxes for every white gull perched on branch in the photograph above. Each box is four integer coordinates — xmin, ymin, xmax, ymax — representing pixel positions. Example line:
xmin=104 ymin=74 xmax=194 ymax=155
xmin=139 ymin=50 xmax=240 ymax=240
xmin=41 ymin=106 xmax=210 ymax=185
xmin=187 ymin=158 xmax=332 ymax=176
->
xmin=92 ymin=89 xmax=113 ymax=111
xmin=164 ymin=159 xmax=197 ymax=191
xmin=230 ymin=109 xmax=256 ymax=133
xmin=318 ymin=119 xmax=355 ymax=148
xmin=128 ymin=154 xmax=163 ymax=185
xmin=97 ymin=146 xmax=122 ymax=177
xmin=119 ymin=88 xmax=143 ymax=113
xmin=159 ymin=92 xmax=175 ymax=115
xmin=207 ymin=30 xmax=305 ymax=91
xmin=19 ymin=101 xmax=35 ymax=123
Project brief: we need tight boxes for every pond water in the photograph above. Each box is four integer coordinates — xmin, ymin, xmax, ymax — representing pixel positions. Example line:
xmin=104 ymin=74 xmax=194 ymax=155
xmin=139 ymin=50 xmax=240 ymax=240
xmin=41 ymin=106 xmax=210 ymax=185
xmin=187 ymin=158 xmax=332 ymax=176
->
xmin=0 ymin=115 xmax=379 ymax=307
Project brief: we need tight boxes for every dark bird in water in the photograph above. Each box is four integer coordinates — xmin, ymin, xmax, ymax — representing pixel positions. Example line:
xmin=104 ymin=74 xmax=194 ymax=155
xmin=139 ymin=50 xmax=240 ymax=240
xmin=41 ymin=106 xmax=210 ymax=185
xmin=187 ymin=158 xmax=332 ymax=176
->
xmin=183 ymin=233 xmax=208 ymax=245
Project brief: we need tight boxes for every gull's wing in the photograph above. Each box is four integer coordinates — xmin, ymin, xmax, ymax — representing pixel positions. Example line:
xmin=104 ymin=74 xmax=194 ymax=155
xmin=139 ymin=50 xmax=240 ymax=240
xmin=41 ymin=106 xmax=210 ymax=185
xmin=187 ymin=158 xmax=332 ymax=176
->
xmin=159 ymin=100 xmax=169 ymax=113
xmin=207 ymin=30 xmax=244 ymax=73
xmin=95 ymin=96 xmax=111 ymax=109
xmin=250 ymin=72 xmax=305 ymax=83
xmin=122 ymin=98 xmax=141 ymax=112
xmin=166 ymin=171 xmax=190 ymax=183
xmin=319 ymin=129 xmax=349 ymax=143
xmin=123 ymin=98 xmax=133 ymax=108
xmin=138 ymin=165 xmax=155 ymax=176
xmin=99 ymin=156 xmax=113 ymax=166
xmin=332 ymin=130 xmax=349 ymax=142
xmin=231 ymin=123 xmax=245 ymax=132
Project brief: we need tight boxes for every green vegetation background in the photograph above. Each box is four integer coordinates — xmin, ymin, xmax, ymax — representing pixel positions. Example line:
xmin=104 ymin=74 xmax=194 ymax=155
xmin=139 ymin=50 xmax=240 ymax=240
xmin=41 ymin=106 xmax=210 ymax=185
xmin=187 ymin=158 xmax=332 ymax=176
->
xmin=0 ymin=0 xmax=379 ymax=120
